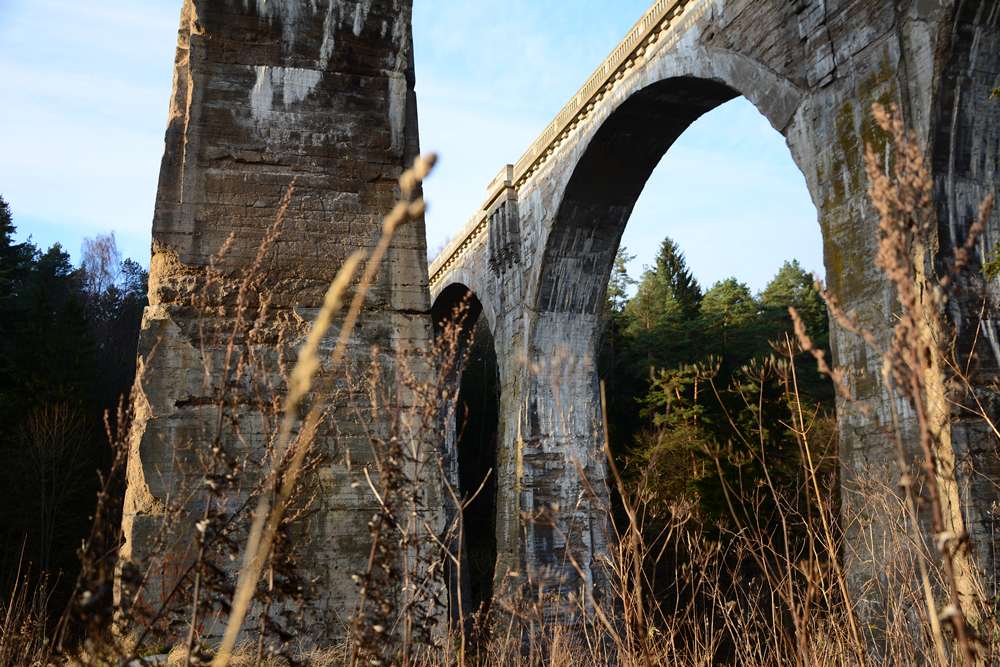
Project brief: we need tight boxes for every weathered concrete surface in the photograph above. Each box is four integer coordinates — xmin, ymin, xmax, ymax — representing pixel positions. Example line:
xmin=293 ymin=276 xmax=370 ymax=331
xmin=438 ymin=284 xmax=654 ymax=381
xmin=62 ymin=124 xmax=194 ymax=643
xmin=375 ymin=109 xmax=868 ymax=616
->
xmin=121 ymin=0 xmax=435 ymax=639
xmin=430 ymin=0 xmax=1000 ymax=619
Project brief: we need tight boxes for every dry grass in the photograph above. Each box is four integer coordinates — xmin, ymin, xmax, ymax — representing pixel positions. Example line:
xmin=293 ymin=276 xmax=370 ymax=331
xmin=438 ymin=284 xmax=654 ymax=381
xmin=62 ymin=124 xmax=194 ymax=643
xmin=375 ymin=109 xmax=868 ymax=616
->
xmin=2 ymin=106 xmax=998 ymax=666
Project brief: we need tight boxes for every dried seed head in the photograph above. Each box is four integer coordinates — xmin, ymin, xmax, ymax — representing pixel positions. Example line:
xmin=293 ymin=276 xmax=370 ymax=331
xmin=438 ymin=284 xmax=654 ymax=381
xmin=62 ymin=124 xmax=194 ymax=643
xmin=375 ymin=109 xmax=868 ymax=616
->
xmin=413 ymin=152 xmax=437 ymax=180
xmin=406 ymin=199 xmax=426 ymax=219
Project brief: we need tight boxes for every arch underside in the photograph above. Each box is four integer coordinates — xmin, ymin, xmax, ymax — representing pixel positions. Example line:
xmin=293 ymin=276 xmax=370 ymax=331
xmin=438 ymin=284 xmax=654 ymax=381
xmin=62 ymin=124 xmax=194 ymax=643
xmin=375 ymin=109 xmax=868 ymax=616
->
xmin=537 ymin=76 xmax=741 ymax=315
xmin=424 ymin=0 xmax=1000 ymax=632
xmin=431 ymin=282 xmax=484 ymax=339
xmin=520 ymin=73 xmax=820 ymax=602
xmin=430 ymin=283 xmax=501 ymax=621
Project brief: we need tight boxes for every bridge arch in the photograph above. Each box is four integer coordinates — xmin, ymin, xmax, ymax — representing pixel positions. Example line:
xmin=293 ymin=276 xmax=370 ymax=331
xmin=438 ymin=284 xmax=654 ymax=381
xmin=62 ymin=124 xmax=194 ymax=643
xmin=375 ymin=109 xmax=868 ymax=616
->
xmin=517 ymin=62 xmax=820 ymax=608
xmin=533 ymin=70 xmax=815 ymax=316
xmin=431 ymin=283 xmax=502 ymax=621
xmin=427 ymin=0 xmax=1000 ymax=624
xmin=431 ymin=282 xmax=485 ymax=339
xmin=431 ymin=273 xmax=499 ymax=337
xmin=528 ymin=53 xmax=809 ymax=317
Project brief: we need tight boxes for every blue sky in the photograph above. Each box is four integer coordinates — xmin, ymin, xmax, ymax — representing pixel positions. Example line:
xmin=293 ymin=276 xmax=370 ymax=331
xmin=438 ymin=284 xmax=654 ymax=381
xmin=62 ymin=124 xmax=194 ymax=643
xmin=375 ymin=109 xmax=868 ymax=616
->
xmin=0 ymin=0 xmax=822 ymax=293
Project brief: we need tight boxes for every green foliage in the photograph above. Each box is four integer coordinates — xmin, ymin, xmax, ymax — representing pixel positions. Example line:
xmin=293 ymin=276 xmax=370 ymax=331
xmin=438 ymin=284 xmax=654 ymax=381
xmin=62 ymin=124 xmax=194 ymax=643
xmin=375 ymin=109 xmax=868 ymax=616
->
xmin=983 ymin=246 xmax=1000 ymax=281
xmin=624 ymin=237 xmax=702 ymax=332
xmin=631 ymin=360 xmax=718 ymax=512
xmin=637 ymin=356 xmax=821 ymax=529
xmin=625 ymin=272 xmax=677 ymax=331
xmin=761 ymin=260 xmax=818 ymax=307
xmin=701 ymin=278 xmax=755 ymax=324
xmin=598 ymin=237 xmax=835 ymax=527
xmin=606 ymin=246 xmax=637 ymax=315
xmin=760 ymin=260 xmax=826 ymax=338
xmin=0 ymin=196 xmax=37 ymax=395
xmin=654 ymin=236 xmax=703 ymax=319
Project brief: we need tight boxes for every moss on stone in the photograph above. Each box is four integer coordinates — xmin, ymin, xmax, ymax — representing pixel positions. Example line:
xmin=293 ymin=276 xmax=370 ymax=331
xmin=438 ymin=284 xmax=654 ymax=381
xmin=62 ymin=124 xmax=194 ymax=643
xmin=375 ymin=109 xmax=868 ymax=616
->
xmin=836 ymin=100 xmax=862 ymax=192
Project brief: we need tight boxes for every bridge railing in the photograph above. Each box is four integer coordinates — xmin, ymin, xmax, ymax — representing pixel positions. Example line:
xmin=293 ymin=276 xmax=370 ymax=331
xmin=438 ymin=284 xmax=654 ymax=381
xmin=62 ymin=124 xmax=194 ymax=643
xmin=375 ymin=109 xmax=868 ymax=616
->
xmin=429 ymin=0 xmax=692 ymax=287
xmin=510 ymin=0 xmax=686 ymax=186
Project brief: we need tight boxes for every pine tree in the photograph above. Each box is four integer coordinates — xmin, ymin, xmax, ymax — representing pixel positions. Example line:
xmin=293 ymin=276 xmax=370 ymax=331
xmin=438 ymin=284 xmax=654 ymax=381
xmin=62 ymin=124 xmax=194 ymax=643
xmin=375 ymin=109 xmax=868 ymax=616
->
xmin=701 ymin=277 xmax=756 ymax=326
xmin=0 ymin=195 xmax=38 ymax=418
xmin=0 ymin=199 xmax=150 ymax=612
xmin=654 ymin=237 xmax=702 ymax=319
xmin=759 ymin=260 xmax=831 ymax=403
xmin=624 ymin=236 xmax=702 ymax=332
xmin=760 ymin=260 xmax=826 ymax=338
xmin=17 ymin=243 xmax=95 ymax=404
xmin=699 ymin=277 xmax=758 ymax=363
xmin=625 ymin=269 xmax=674 ymax=331
xmin=0 ymin=195 xmax=13 ymax=249
xmin=606 ymin=246 xmax=636 ymax=315
xmin=0 ymin=195 xmax=34 ymax=306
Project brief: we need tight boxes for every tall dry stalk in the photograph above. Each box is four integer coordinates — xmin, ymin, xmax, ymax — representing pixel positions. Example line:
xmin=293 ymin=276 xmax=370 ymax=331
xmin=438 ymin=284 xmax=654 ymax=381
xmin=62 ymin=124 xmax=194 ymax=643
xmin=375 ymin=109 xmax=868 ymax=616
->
xmin=9 ymin=99 xmax=997 ymax=667
xmin=863 ymin=102 xmax=985 ymax=658
xmin=793 ymin=102 xmax=994 ymax=664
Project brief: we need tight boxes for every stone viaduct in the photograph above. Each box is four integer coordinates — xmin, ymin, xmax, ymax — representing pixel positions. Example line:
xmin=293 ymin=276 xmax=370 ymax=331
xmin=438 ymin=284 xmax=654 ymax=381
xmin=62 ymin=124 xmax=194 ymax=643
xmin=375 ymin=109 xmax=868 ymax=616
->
xmin=428 ymin=0 xmax=1000 ymax=613
xmin=124 ymin=0 xmax=999 ymax=643
xmin=122 ymin=0 xmax=436 ymax=637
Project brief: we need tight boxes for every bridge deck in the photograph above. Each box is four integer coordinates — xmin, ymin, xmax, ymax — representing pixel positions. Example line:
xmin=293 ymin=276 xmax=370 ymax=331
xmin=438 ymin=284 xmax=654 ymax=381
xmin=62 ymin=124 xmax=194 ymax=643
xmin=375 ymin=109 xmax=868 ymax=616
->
xmin=428 ymin=0 xmax=699 ymax=287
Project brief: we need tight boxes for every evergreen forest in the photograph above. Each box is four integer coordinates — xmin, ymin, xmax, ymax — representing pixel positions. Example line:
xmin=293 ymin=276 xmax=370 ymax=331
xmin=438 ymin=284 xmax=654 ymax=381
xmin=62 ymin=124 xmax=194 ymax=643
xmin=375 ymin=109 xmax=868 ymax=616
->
xmin=0 ymin=195 xmax=147 ymax=621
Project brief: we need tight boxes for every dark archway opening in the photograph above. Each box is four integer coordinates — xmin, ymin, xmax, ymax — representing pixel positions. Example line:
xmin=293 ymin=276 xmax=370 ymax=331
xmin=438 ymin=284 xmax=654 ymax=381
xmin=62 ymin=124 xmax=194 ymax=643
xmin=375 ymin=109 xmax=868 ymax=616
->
xmin=431 ymin=285 xmax=500 ymax=624
xmin=455 ymin=317 xmax=499 ymax=616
